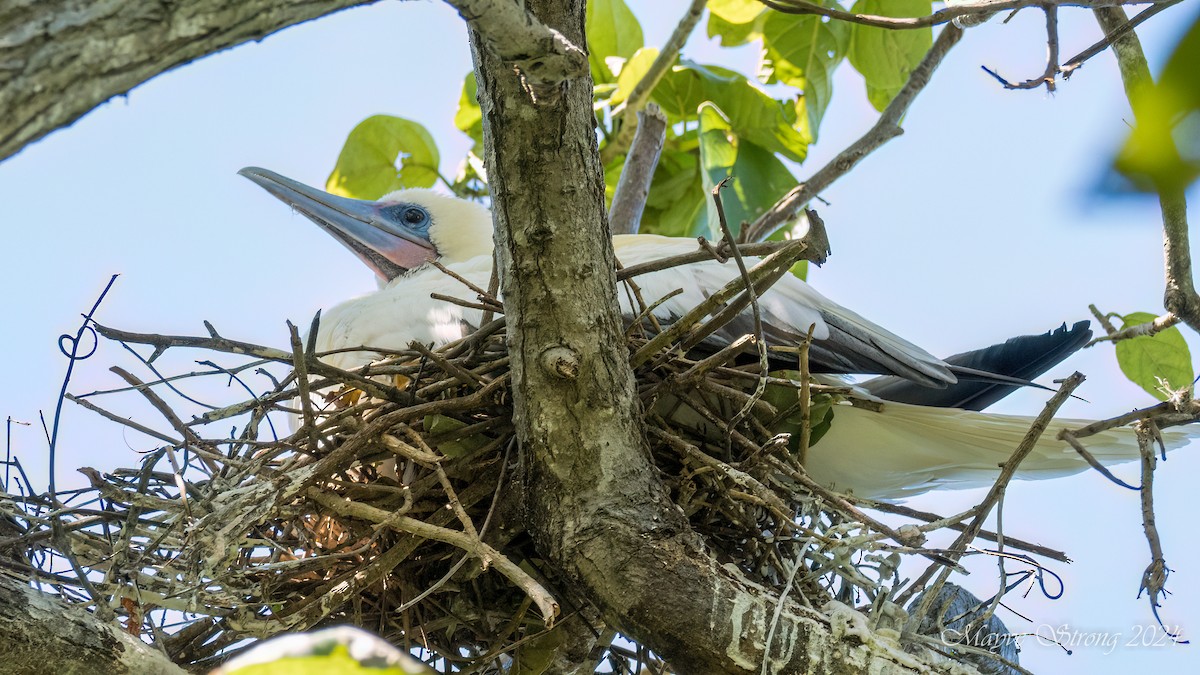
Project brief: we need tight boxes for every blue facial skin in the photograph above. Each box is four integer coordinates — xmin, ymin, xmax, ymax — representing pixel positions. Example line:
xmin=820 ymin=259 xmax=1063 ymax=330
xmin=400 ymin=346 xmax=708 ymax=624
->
xmin=381 ymin=204 xmax=432 ymax=237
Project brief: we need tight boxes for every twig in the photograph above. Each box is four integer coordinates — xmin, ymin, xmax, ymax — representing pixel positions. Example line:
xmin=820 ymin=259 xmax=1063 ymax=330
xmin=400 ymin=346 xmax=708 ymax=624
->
xmin=1086 ymin=307 xmax=1181 ymax=346
xmin=744 ymin=24 xmax=964 ymax=242
xmin=95 ymin=323 xmax=405 ymax=405
xmin=609 ymin=104 xmax=667 ymax=235
xmin=711 ymin=178 xmax=771 ymax=446
xmin=629 ymin=238 xmax=814 ymax=368
xmin=430 ymin=259 xmax=499 ymax=303
xmin=980 ymin=4 xmax=1060 ymax=91
xmin=855 ymin=498 xmax=1071 ymax=562
xmin=902 ymin=372 xmax=1086 ymax=619
xmin=307 ymin=488 xmax=559 ymax=625
xmin=1061 ymin=0 xmax=1183 ymax=78
xmin=766 ymin=457 xmax=962 ymax=570
xmin=1057 ymin=430 xmax=1140 ymax=489
xmin=288 ymin=322 xmax=322 ymax=455
xmin=110 ymin=367 xmax=222 ymax=474
xmin=48 ymin=275 xmax=119 ymax=499
xmin=797 ymin=323 xmax=817 ymax=465
xmin=66 ymin=395 xmax=181 ymax=446
xmin=616 ymin=241 xmax=818 ymax=281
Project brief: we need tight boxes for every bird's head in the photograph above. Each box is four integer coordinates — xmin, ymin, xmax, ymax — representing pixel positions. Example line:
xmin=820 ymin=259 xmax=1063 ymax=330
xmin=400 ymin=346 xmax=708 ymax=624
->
xmin=239 ymin=167 xmax=493 ymax=283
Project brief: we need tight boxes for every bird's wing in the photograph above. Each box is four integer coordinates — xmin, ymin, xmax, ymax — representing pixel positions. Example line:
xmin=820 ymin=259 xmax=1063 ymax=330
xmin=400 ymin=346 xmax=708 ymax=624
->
xmin=614 ymin=235 xmax=954 ymax=387
xmin=860 ymin=321 xmax=1093 ymax=410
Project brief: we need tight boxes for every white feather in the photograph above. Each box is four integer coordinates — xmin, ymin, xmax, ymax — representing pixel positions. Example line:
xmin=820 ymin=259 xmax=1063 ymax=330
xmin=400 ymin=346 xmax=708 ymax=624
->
xmin=297 ymin=193 xmax=1193 ymax=500
xmin=806 ymin=401 xmax=1189 ymax=500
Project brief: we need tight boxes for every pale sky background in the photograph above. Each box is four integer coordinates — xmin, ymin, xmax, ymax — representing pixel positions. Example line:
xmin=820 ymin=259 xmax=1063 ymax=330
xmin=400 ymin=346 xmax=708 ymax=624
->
xmin=2 ymin=1 xmax=1199 ymax=672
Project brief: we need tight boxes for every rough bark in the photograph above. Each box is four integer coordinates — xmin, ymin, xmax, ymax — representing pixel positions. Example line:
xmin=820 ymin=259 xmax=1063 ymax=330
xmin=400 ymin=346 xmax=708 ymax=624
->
xmin=0 ymin=0 xmax=378 ymax=162
xmin=469 ymin=2 xmax=964 ymax=673
xmin=0 ymin=574 xmax=186 ymax=674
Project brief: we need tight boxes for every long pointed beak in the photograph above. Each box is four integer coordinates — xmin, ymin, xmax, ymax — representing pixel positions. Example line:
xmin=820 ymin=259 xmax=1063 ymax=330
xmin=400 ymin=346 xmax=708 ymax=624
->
xmin=239 ymin=167 xmax=435 ymax=280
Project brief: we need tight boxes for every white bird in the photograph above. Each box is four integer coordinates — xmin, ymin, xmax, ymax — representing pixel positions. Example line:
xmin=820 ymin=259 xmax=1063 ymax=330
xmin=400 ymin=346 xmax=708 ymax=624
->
xmin=240 ymin=167 xmax=1191 ymax=500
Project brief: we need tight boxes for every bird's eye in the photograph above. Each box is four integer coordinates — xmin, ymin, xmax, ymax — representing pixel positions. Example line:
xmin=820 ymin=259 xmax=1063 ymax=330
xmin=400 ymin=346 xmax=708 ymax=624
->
xmin=403 ymin=207 xmax=426 ymax=225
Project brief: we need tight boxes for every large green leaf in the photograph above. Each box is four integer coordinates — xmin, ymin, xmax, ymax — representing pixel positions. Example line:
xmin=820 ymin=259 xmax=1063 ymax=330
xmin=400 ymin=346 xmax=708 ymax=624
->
xmin=1112 ymin=15 xmax=1200 ymax=193
xmin=708 ymin=0 xmax=764 ymax=24
xmin=761 ymin=10 xmax=849 ymax=143
xmin=847 ymin=0 xmax=932 ymax=111
xmin=326 ymin=115 xmax=439 ymax=199
xmin=697 ymin=103 xmax=800 ymax=240
xmin=454 ymin=72 xmax=482 ymax=144
xmin=586 ymin=0 xmax=644 ymax=84
xmin=653 ymin=62 xmax=808 ymax=162
xmin=611 ymin=47 xmax=660 ymax=106
xmin=707 ymin=7 xmax=767 ymax=48
xmin=1114 ymin=312 xmax=1194 ymax=400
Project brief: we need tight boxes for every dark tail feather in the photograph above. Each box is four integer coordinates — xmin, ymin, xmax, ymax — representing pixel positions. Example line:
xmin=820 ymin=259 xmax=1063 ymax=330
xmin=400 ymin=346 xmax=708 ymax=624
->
xmin=860 ymin=321 xmax=1093 ymax=411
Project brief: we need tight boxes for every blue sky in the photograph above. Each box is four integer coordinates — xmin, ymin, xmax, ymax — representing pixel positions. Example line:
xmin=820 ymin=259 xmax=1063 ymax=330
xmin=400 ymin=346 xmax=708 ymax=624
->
xmin=1 ymin=1 xmax=1198 ymax=671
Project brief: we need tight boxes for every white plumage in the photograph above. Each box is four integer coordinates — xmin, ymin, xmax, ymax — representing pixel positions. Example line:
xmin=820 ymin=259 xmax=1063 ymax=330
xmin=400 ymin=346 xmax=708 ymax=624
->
xmin=240 ymin=169 xmax=1193 ymax=500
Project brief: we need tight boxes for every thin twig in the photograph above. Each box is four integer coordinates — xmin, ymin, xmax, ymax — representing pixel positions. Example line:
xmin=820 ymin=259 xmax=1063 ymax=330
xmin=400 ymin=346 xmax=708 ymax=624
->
xmin=1061 ymin=0 xmax=1184 ymax=78
xmin=902 ymin=372 xmax=1086 ymax=619
xmin=744 ymin=25 xmax=964 ymax=242
xmin=980 ymin=4 xmax=1060 ymax=91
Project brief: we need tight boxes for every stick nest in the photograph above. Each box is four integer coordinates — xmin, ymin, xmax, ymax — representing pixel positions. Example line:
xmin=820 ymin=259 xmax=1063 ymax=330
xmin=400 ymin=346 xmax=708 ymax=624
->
xmin=0 ymin=239 xmax=1053 ymax=673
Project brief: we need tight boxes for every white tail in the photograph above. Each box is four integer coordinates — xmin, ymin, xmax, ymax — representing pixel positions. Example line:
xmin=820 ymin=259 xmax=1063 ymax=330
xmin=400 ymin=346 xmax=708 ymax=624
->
xmin=805 ymin=401 xmax=1194 ymax=500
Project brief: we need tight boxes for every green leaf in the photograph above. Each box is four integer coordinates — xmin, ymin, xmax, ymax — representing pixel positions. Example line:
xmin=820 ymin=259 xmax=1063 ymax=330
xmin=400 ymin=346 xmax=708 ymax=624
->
xmin=707 ymin=8 xmax=766 ymax=48
xmin=653 ymin=62 xmax=808 ymax=162
xmin=586 ymin=0 xmax=644 ymax=84
xmin=847 ymin=0 xmax=932 ymax=111
xmin=1114 ymin=312 xmax=1194 ymax=401
xmin=709 ymin=0 xmax=765 ymax=24
xmin=454 ymin=72 xmax=482 ymax=144
xmin=326 ymin=115 xmax=439 ymax=199
xmin=761 ymin=375 xmax=837 ymax=450
xmin=761 ymin=10 xmax=849 ymax=142
xmin=697 ymin=103 xmax=800 ymax=240
xmin=423 ymin=414 xmax=489 ymax=458
xmin=1112 ymin=16 xmax=1200 ymax=193
xmin=641 ymin=148 xmax=707 ymax=237
xmin=221 ymin=628 xmax=430 ymax=674
xmin=611 ymin=47 xmax=660 ymax=106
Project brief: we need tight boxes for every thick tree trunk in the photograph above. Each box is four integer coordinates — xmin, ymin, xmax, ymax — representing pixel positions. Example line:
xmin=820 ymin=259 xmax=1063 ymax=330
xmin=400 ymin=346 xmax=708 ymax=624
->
xmin=0 ymin=0 xmax=377 ymax=162
xmin=469 ymin=2 xmax=966 ymax=673
xmin=0 ymin=574 xmax=186 ymax=674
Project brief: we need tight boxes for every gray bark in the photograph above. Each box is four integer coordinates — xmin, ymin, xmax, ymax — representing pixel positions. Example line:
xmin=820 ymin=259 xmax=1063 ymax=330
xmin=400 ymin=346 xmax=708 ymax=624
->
xmin=469 ymin=2 xmax=967 ymax=673
xmin=0 ymin=574 xmax=186 ymax=674
xmin=0 ymin=0 xmax=377 ymax=162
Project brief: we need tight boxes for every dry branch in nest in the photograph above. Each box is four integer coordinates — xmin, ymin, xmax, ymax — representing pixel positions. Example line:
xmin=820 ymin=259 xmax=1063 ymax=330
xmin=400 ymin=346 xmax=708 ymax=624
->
xmin=0 ymin=227 xmax=1150 ymax=674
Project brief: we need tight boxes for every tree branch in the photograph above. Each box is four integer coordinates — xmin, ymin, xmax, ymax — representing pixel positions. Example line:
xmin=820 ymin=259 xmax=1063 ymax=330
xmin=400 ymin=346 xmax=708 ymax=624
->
xmin=0 ymin=574 xmax=186 ymax=674
xmin=609 ymin=104 xmax=667 ymax=235
xmin=471 ymin=2 xmax=970 ymax=672
xmin=0 ymin=0 xmax=378 ymax=163
xmin=442 ymin=0 xmax=587 ymax=102
xmin=744 ymin=24 xmax=964 ymax=243
xmin=1061 ymin=0 xmax=1184 ymax=78
xmin=1093 ymin=7 xmax=1200 ymax=333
